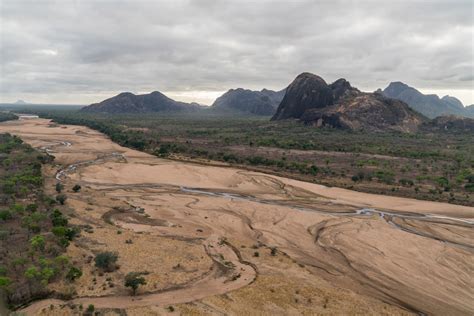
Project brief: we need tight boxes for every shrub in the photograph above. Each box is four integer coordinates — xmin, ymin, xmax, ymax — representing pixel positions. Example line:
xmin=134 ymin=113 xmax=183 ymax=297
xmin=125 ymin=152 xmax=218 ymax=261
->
xmin=40 ymin=267 xmax=55 ymax=285
xmin=24 ymin=266 xmax=40 ymax=280
xmin=466 ymin=174 xmax=474 ymax=183
xmin=0 ymin=276 xmax=12 ymax=289
xmin=124 ymin=272 xmax=146 ymax=295
xmin=351 ymin=171 xmax=368 ymax=182
xmin=399 ymin=178 xmax=414 ymax=186
xmin=50 ymin=209 xmax=68 ymax=226
xmin=72 ymin=184 xmax=81 ymax=192
xmin=83 ymin=304 xmax=95 ymax=316
xmin=52 ymin=226 xmax=67 ymax=237
xmin=55 ymin=183 xmax=64 ymax=193
xmin=94 ymin=252 xmax=118 ymax=272
xmin=0 ymin=210 xmax=12 ymax=221
xmin=26 ymin=203 xmax=38 ymax=212
xmin=374 ymin=170 xmax=394 ymax=184
xmin=66 ymin=266 xmax=82 ymax=281
xmin=52 ymin=255 xmax=69 ymax=270
xmin=465 ymin=183 xmax=474 ymax=192
xmin=56 ymin=194 xmax=67 ymax=205
xmin=436 ymin=177 xmax=449 ymax=188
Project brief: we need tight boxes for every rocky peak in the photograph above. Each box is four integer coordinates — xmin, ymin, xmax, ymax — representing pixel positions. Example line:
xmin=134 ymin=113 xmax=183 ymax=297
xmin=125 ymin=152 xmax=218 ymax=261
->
xmin=271 ymin=73 xmax=334 ymax=120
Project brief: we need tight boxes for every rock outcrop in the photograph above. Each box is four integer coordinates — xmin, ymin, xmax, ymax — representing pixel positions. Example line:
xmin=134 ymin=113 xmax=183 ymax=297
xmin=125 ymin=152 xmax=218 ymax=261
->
xmin=272 ymin=73 xmax=425 ymax=132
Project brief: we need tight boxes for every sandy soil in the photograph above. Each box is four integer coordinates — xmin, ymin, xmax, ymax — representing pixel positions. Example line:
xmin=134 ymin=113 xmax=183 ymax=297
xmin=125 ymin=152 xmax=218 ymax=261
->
xmin=0 ymin=118 xmax=473 ymax=316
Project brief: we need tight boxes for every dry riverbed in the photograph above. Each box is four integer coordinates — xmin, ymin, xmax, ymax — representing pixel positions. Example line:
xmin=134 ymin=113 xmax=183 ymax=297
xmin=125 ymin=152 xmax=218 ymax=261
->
xmin=0 ymin=119 xmax=473 ymax=316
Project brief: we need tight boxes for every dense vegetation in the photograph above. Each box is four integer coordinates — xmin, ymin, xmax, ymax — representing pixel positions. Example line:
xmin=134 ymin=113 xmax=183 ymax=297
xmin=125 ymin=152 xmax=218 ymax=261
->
xmin=0 ymin=133 xmax=80 ymax=308
xmin=0 ymin=112 xmax=18 ymax=123
xmin=26 ymin=110 xmax=474 ymax=205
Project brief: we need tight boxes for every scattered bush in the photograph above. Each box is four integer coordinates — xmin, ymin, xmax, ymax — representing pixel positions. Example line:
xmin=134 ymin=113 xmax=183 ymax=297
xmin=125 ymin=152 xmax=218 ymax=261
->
xmin=83 ymin=304 xmax=95 ymax=316
xmin=465 ymin=183 xmax=474 ymax=192
xmin=0 ymin=276 xmax=12 ymax=289
xmin=399 ymin=178 xmax=414 ymax=186
xmin=66 ymin=266 xmax=82 ymax=281
xmin=94 ymin=252 xmax=118 ymax=272
xmin=50 ymin=209 xmax=68 ymax=226
xmin=56 ymin=194 xmax=67 ymax=205
xmin=55 ymin=183 xmax=64 ymax=193
xmin=0 ymin=210 xmax=12 ymax=221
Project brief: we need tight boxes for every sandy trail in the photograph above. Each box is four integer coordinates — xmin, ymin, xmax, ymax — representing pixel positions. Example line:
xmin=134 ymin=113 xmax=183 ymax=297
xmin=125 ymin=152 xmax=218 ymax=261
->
xmin=1 ymin=119 xmax=473 ymax=316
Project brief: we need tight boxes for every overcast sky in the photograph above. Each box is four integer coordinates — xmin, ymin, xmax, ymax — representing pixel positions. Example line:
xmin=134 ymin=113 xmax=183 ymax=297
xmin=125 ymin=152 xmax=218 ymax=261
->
xmin=1 ymin=0 xmax=473 ymax=105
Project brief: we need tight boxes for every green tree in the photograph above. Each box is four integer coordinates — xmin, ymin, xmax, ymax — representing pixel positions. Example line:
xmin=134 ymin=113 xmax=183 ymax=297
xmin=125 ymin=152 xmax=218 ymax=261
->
xmin=40 ymin=267 xmax=55 ymax=285
xmin=54 ymin=255 xmax=69 ymax=268
xmin=124 ymin=272 xmax=146 ymax=295
xmin=24 ymin=266 xmax=39 ymax=280
xmin=30 ymin=235 xmax=45 ymax=251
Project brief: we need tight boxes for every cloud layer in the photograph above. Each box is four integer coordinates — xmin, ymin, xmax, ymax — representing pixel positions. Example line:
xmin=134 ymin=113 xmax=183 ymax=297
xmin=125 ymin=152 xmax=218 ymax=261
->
xmin=1 ymin=0 xmax=473 ymax=105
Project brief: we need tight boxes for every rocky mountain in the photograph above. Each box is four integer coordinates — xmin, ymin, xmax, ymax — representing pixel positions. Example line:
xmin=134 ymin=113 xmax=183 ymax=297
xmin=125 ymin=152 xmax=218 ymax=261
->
xmin=271 ymin=73 xmax=425 ymax=132
xmin=465 ymin=105 xmax=474 ymax=117
xmin=271 ymin=73 xmax=357 ymax=120
xmin=441 ymin=95 xmax=464 ymax=110
xmin=381 ymin=82 xmax=471 ymax=118
xmin=211 ymin=88 xmax=285 ymax=115
xmin=421 ymin=115 xmax=474 ymax=133
xmin=81 ymin=91 xmax=201 ymax=113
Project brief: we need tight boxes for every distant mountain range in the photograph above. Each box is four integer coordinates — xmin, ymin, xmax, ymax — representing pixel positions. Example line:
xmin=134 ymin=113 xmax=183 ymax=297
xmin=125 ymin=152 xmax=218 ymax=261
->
xmin=380 ymin=82 xmax=473 ymax=119
xmin=81 ymin=88 xmax=285 ymax=115
xmin=80 ymin=74 xmax=473 ymax=132
xmin=211 ymin=88 xmax=285 ymax=115
xmin=272 ymin=73 xmax=425 ymax=132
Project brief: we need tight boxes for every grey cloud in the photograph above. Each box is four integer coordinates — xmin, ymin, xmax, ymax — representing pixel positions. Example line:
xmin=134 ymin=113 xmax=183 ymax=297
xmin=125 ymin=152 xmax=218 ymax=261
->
xmin=0 ymin=0 xmax=473 ymax=104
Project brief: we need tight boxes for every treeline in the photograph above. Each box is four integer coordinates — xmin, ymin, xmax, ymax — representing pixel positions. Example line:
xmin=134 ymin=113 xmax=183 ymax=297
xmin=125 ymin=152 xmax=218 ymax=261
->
xmin=0 ymin=112 xmax=18 ymax=123
xmin=0 ymin=133 xmax=80 ymax=308
xmin=40 ymin=114 xmax=324 ymax=175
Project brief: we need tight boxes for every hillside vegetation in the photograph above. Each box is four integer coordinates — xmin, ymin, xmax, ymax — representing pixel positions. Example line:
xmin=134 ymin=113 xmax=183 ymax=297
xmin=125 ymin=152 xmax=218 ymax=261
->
xmin=0 ymin=133 xmax=79 ymax=308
